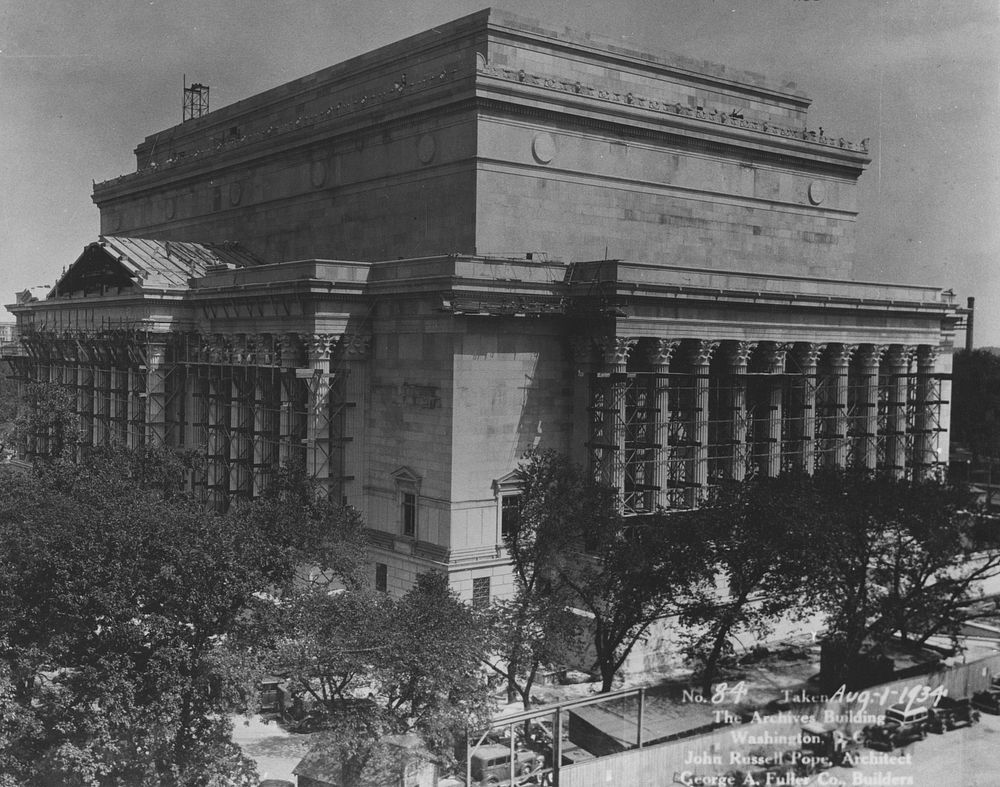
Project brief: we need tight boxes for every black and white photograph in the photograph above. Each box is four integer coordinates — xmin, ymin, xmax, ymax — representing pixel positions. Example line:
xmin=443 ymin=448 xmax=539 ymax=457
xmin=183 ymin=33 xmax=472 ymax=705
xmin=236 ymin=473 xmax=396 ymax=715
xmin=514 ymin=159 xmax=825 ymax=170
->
xmin=1 ymin=1 xmax=998 ymax=785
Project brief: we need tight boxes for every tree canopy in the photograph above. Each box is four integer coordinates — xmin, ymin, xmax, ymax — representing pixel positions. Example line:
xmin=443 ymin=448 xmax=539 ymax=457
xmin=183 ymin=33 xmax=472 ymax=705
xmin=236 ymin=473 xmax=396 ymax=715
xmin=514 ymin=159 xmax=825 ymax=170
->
xmin=679 ymin=473 xmax=821 ymax=692
xmin=807 ymin=469 xmax=999 ymax=687
xmin=271 ymin=572 xmax=495 ymax=773
xmin=0 ymin=447 xmax=368 ymax=786
xmin=505 ymin=450 xmax=714 ymax=692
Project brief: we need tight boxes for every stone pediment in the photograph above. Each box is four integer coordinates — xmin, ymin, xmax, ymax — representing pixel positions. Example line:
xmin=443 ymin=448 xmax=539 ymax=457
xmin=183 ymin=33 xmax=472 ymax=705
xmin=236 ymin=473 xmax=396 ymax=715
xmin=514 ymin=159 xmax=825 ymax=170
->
xmin=492 ymin=468 xmax=523 ymax=495
xmin=390 ymin=466 xmax=422 ymax=492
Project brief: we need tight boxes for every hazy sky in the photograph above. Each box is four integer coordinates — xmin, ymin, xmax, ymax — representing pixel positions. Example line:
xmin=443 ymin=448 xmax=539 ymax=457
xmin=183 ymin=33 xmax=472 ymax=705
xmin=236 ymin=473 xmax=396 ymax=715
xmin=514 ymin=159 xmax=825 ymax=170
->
xmin=1 ymin=0 xmax=997 ymax=345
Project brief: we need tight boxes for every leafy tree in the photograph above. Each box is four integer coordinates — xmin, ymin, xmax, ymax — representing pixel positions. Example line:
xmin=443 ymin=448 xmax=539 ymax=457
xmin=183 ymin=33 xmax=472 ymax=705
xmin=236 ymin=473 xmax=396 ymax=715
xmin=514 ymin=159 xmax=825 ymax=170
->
xmin=0 ymin=448 xmax=367 ymax=786
xmin=951 ymin=348 xmax=1000 ymax=461
xmin=680 ymin=473 xmax=820 ymax=692
xmin=0 ymin=361 xmax=16 ymax=452
xmin=507 ymin=450 xmax=714 ymax=692
xmin=481 ymin=594 xmax=577 ymax=711
xmin=481 ymin=458 xmax=581 ymax=711
xmin=12 ymin=380 xmax=82 ymax=461
xmin=273 ymin=572 xmax=494 ymax=773
xmin=810 ymin=469 xmax=1000 ymax=687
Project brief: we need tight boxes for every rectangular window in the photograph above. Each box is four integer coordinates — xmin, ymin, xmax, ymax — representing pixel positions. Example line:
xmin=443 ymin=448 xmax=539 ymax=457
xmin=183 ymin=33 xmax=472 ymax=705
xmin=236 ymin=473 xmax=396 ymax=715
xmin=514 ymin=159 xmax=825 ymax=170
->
xmin=500 ymin=494 xmax=521 ymax=539
xmin=402 ymin=492 xmax=416 ymax=538
xmin=472 ymin=576 xmax=490 ymax=610
xmin=375 ymin=563 xmax=387 ymax=593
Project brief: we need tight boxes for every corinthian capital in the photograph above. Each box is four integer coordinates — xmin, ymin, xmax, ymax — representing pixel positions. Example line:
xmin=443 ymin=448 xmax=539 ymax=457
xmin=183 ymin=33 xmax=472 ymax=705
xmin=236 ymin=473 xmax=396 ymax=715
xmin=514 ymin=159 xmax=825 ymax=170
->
xmin=646 ymin=338 xmax=681 ymax=368
xmin=597 ymin=336 xmax=637 ymax=367
xmin=885 ymin=344 xmax=916 ymax=370
xmin=307 ymin=334 xmax=338 ymax=363
xmin=342 ymin=333 xmax=371 ymax=360
xmin=686 ymin=339 xmax=719 ymax=367
xmin=793 ymin=342 xmax=826 ymax=368
xmin=916 ymin=344 xmax=941 ymax=369
xmin=723 ymin=340 xmax=757 ymax=368
xmin=857 ymin=344 xmax=889 ymax=369
xmin=827 ymin=343 xmax=858 ymax=367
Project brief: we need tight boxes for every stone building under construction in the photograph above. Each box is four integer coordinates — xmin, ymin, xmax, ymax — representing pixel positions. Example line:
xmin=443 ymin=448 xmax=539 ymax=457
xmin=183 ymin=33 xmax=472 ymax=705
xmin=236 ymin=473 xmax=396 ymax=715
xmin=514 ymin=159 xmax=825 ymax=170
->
xmin=4 ymin=9 xmax=959 ymax=601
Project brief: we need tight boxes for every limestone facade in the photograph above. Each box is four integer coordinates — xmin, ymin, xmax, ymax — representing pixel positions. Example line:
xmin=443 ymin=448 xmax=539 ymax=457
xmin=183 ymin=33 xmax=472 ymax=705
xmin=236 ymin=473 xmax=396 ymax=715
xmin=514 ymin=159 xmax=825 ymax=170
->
xmin=4 ymin=11 xmax=959 ymax=602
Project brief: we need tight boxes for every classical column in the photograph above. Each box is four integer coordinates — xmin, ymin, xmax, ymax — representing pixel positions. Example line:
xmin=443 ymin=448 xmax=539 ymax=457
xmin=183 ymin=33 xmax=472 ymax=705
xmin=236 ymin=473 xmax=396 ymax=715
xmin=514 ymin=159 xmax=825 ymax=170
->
xmin=75 ymin=339 xmax=94 ymax=447
xmin=206 ymin=365 xmax=230 ymax=509
xmin=183 ymin=338 xmax=200 ymax=451
xmin=306 ymin=333 xmax=337 ymax=496
xmin=230 ymin=363 xmax=254 ymax=502
xmin=856 ymin=345 xmax=888 ymax=470
xmin=723 ymin=341 xmax=756 ymax=482
xmin=597 ymin=336 xmax=637 ymax=501
xmin=793 ymin=343 xmax=825 ymax=474
xmin=569 ymin=337 xmax=596 ymax=469
xmin=94 ymin=362 xmax=109 ymax=446
xmin=111 ymin=366 xmax=128 ymax=445
xmin=127 ymin=362 xmax=144 ymax=450
xmin=687 ymin=339 xmax=718 ymax=505
xmin=145 ymin=341 xmax=167 ymax=447
xmin=278 ymin=333 xmax=303 ymax=467
xmin=341 ymin=333 xmax=371 ymax=507
xmin=647 ymin=339 xmax=680 ymax=509
xmin=884 ymin=345 xmax=914 ymax=478
xmin=759 ymin=343 xmax=791 ymax=477
xmin=913 ymin=345 xmax=941 ymax=477
xmin=251 ymin=337 xmax=278 ymax=498
xmin=827 ymin=344 xmax=858 ymax=468
xmin=205 ymin=335 xmax=232 ymax=509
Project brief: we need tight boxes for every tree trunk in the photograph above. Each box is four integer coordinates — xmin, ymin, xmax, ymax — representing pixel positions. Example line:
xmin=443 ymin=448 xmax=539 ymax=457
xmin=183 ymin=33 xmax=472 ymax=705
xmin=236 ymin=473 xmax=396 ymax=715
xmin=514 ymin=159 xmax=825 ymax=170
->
xmin=599 ymin=657 xmax=616 ymax=693
xmin=701 ymin=619 xmax=733 ymax=695
xmin=701 ymin=595 xmax=747 ymax=694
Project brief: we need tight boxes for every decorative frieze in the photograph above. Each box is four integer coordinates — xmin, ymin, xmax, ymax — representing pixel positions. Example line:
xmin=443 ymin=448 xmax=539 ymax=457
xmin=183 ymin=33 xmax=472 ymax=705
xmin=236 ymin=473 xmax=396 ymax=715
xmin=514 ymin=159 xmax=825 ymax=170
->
xmin=477 ymin=61 xmax=869 ymax=153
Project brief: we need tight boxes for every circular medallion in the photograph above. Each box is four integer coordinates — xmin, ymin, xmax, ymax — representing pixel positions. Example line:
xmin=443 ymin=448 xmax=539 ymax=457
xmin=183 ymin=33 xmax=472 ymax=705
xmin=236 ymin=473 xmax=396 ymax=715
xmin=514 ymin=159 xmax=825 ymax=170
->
xmin=532 ymin=132 xmax=555 ymax=164
xmin=417 ymin=134 xmax=436 ymax=164
xmin=808 ymin=180 xmax=826 ymax=206
xmin=229 ymin=181 xmax=242 ymax=206
xmin=310 ymin=160 xmax=327 ymax=188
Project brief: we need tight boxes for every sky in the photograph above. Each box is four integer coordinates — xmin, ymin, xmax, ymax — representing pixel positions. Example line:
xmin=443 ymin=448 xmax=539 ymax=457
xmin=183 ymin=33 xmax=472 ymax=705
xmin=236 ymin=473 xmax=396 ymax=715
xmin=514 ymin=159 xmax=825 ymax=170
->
xmin=1 ymin=0 xmax=997 ymax=345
